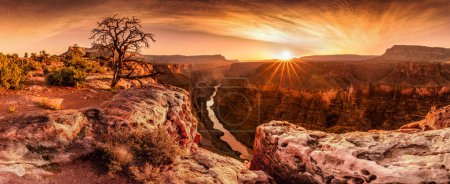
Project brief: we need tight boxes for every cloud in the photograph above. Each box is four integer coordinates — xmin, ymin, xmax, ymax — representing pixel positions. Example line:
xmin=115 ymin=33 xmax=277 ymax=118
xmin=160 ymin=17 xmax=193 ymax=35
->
xmin=0 ymin=0 xmax=449 ymax=57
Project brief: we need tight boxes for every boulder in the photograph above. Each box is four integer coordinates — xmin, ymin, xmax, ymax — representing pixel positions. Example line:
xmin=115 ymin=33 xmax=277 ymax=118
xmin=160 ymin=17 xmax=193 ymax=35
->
xmin=164 ymin=148 xmax=274 ymax=184
xmin=0 ymin=111 xmax=92 ymax=177
xmin=400 ymin=105 xmax=450 ymax=131
xmin=251 ymin=121 xmax=450 ymax=184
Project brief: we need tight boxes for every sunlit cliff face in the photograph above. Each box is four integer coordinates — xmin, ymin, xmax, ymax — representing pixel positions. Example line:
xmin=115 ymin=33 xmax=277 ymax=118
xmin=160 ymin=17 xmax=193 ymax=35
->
xmin=0 ymin=0 xmax=449 ymax=59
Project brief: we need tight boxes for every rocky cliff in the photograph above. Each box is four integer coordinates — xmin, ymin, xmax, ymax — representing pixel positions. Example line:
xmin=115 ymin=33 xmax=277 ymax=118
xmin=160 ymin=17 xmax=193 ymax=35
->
xmin=250 ymin=120 xmax=450 ymax=184
xmin=0 ymin=85 xmax=271 ymax=183
xmin=215 ymin=61 xmax=450 ymax=148
xmin=373 ymin=45 xmax=450 ymax=62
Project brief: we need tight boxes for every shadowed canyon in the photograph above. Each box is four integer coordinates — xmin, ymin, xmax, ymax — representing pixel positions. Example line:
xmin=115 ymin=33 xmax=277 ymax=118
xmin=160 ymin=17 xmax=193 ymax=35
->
xmin=1 ymin=1 xmax=450 ymax=183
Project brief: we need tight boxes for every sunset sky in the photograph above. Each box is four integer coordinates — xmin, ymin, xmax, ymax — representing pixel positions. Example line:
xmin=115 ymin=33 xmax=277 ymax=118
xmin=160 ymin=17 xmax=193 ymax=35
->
xmin=0 ymin=0 xmax=449 ymax=60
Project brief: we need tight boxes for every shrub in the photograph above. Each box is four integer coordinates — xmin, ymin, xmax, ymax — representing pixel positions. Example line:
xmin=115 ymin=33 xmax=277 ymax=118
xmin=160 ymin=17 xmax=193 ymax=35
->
xmin=65 ymin=52 xmax=105 ymax=73
xmin=0 ymin=54 xmax=32 ymax=89
xmin=7 ymin=105 xmax=17 ymax=112
xmin=46 ymin=67 xmax=86 ymax=86
xmin=95 ymin=128 xmax=179 ymax=183
xmin=32 ymin=97 xmax=63 ymax=110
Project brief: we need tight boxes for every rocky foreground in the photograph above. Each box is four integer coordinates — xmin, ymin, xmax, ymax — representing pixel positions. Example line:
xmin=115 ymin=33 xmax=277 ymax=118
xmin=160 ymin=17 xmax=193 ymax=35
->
xmin=1 ymin=83 xmax=450 ymax=183
xmin=251 ymin=119 xmax=450 ymax=184
xmin=0 ymin=85 xmax=272 ymax=183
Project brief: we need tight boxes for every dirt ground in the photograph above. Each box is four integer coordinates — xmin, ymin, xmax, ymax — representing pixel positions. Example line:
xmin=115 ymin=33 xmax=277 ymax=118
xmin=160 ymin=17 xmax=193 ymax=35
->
xmin=0 ymin=74 xmax=130 ymax=183
xmin=0 ymin=160 xmax=130 ymax=184
xmin=0 ymin=75 xmax=116 ymax=117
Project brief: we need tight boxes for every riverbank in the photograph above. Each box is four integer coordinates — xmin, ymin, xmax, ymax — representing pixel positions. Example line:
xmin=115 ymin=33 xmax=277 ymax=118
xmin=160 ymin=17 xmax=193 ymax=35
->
xmin=207 ymin=85 xmax=253 ymax=160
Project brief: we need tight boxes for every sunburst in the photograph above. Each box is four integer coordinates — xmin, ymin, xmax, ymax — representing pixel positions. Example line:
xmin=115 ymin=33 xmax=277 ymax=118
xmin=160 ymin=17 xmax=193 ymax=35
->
xmin=257 ymin=58 xmax=309 ymax=90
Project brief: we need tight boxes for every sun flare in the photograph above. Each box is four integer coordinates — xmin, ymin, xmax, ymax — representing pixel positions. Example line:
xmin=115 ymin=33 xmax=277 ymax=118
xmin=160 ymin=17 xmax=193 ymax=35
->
xmin=276 ymin=50 xmax=294 ymax=61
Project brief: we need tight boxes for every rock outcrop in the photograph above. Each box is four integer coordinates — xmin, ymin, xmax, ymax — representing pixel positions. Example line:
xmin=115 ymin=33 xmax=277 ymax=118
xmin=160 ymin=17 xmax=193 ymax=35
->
xmin=250 ymin=121 xmax=450 ymax=184
xmin=400 ymin=105 xmax=450 ymax=131
xmin=374 ymin=45 xmax=450 ymax=62
xmin=165 ymin=148 xmax=274 ymax=184
xmin=0 ymin=85 xmax=273 ymax=183
xmin=0 ymin=86 xmax=200 ymax=177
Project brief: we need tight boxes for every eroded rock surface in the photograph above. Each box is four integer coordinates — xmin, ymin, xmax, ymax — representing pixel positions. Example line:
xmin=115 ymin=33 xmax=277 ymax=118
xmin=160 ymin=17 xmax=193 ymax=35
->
xmin=0 ymin=85 xmax=272 ymax=184
xmin=165 ymin=148 xmax=274 ymax=184
xmin=0 ymin=86 xmax=200 ymax=178
xmin=251 ymin=121 xmax=450 ymax=184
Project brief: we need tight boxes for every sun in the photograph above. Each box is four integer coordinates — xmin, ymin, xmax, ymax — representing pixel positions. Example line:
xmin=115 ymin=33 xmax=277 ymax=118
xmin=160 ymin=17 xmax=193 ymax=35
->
xmin=276 ymin=50 xmax=294 ymax=61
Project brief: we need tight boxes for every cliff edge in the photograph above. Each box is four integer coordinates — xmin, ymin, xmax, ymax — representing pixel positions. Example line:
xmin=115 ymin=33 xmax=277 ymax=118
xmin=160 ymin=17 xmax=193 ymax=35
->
xmin=251 ymin=105 xmax=450 ymax=184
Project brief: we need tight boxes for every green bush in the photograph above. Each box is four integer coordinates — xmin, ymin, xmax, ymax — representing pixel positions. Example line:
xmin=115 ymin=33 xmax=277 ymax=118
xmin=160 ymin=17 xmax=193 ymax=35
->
xmin=0 ymin=53 xmax=30 ymax=89
xmin=65 ymin=52 xmax=105 ymax=73
xmin=46 ymin=67 xmax=86 ymax=86
xmin=95 ymin=128 xmax=179 ymax=183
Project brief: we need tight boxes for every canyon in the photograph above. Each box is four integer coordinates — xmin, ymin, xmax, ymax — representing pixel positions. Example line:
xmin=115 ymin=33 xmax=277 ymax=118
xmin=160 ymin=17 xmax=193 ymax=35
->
xmin=207 ymin=45 xmax=450 ymax=148
xmin=1 ymin=45 xmax=450 ymax=183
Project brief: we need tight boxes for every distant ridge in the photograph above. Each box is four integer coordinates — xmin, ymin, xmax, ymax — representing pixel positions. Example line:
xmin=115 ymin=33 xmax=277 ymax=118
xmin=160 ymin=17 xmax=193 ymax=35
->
xmin=300 ymin=54 xmax=377 ymax=61
xmin=371 ymin=45 xmax=450 ymax=62
xmin=144 ymin=55 xmax=233 ymax=64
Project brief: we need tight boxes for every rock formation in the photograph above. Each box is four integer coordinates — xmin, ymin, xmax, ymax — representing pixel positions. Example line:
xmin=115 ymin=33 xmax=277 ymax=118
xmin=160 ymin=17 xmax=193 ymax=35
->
xmin=164 ymin=149 xmax=274 ymax=184
xmin=373 ymin=45 xmax=450 ymax=62
xmin=400 ymin=105 xmax=450 ymax=131
xmin=0 ymin=85 xmax=271 ymax=183
xmin=214 ymin=60 xmax=450 ymax=148
xmin=250 ymin=121 xmax=450 ymax=184
xmin=0 ymin=86 xmax=199 ymax=177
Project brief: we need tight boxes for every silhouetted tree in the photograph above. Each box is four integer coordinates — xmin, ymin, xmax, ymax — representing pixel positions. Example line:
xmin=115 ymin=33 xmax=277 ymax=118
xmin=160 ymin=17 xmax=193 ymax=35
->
xmin=90 ymin=15 xmax=156 ymax=88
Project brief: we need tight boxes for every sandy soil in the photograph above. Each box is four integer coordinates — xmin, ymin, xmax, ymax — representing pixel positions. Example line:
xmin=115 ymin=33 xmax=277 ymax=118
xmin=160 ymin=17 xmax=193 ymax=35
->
xmin=1 ymin=160 xmax=130 ymax=184
xmin=0 ymin=75 xmax=116 ymax=117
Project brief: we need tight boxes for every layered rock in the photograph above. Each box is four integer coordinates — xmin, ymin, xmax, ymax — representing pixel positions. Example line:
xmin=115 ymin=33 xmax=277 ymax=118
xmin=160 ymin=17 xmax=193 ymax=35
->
xmin=374 ymin=45 xmax=450 ymax=62
xmin=214 ymin=61 xmax=450 ymax=148
xmin=250 ymin=121 xmax=450 ymax=184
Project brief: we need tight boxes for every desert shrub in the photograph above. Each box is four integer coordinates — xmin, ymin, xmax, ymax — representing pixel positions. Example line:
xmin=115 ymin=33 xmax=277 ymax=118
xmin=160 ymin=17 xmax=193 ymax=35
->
xmin=7 ymin=105 xmax=17 ymax=112
xmin=95 ymin=128 xmax=179 ymax=183
xmin=28 ymin=60 xmax=43 ymax=70
xmin=32 ymin=97 xmax=63 ymax=110
xmin=64 ymin=52 xmax=105 ymax=73
xmin=46 ymin=67 xmax=86 ymax=86
xmin=0 ymin=53 xmax=31 ymax=89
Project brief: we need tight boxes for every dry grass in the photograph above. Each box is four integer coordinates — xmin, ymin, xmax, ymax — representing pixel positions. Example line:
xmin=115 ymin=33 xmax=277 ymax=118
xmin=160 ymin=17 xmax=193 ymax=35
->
xmin=94 ymin=128 xmax=179 ymax=183
xmin=32 ymin=97 xmax=63 ymax=110
xmin=7 ymin=104 xmax=17 ymax=112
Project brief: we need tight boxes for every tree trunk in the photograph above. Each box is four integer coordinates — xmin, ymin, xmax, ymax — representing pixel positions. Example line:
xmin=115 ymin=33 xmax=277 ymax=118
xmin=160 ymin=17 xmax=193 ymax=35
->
xmin=110 ymin=52 xmax=123 ymax=89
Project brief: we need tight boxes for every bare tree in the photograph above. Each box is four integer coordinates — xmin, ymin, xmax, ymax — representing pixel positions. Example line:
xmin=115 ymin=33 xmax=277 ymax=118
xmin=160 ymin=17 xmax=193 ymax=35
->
xmin=91 ymin=15 xmax=156 ymax=88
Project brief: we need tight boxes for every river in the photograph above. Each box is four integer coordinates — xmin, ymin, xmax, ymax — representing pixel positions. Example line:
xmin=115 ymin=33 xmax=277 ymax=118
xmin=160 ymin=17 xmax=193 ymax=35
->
xmin=206 ymin=85 xmax=253 ymax=160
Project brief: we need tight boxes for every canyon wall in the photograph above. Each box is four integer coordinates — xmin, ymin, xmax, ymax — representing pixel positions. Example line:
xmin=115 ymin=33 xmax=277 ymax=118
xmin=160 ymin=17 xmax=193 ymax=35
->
xmin=215 ymin=61 xmax=450 ymax=148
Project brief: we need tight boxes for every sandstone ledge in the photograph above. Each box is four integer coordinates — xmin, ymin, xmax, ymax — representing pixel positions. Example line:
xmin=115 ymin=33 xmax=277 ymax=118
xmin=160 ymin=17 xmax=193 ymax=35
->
xmin=250 ymin=121 xmax=450 ymax=184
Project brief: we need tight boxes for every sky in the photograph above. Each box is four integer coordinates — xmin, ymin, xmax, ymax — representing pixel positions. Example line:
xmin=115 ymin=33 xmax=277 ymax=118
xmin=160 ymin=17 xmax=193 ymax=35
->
xmin=0 ymin=0 xmax=449 ymax=60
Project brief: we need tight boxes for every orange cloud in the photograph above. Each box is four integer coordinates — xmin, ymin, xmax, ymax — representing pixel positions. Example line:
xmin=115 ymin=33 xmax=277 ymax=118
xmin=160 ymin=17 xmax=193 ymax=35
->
xmin=0 ymin=0 xmax=449 ymax=59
